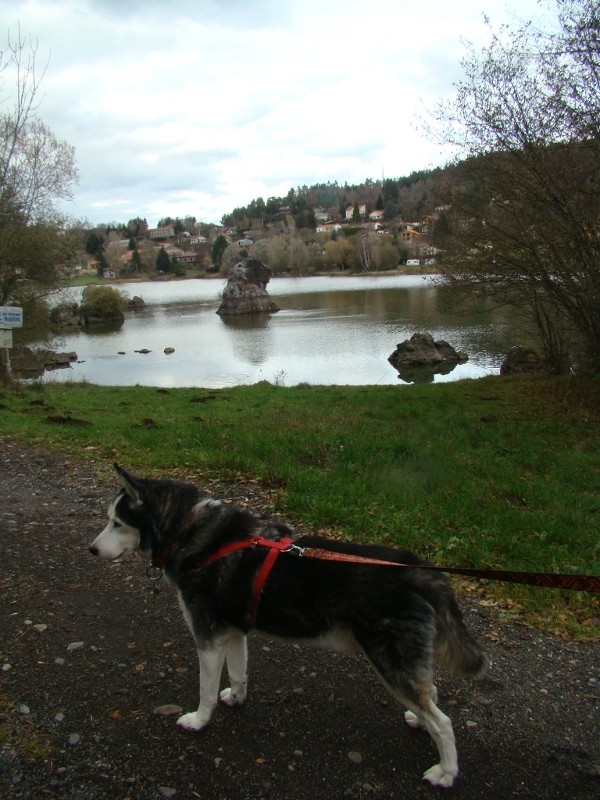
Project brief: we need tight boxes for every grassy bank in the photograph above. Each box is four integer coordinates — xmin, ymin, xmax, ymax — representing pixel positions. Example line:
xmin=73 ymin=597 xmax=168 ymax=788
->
xmin=1 ymin=375 xmax=598 ymax=636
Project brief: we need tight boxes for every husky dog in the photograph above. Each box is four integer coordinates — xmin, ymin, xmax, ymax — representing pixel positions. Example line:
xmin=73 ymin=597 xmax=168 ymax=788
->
xmin=89 ymin=465 xmax=487 ymax=788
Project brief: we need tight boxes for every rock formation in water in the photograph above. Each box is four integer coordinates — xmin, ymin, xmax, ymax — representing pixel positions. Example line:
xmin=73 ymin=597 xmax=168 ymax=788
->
xmin=127 ymin=296 xmax=146 ymax=310
xmin=10 ymin=346 xmax=78 ymax=379
xmin=50 ymin=303 xmax=84 ymax=328
xmin=216 ymin=258 xmax=279 ymax=315
xmin=388 ymin=332 xmax=468 ymax=370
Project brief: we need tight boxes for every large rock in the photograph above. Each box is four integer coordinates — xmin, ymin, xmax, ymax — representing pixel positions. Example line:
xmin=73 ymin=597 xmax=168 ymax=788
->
xmin=10 ymin=346 xmax=78 ymax=378
xmin=217 ymin=258 xmax=279 ymax=315
xmin=500 ymin=346 xmax=547 ymax=375
xmin=127 ymin=295 xmax=146 ymax=310
xmin=50 ymin=303 xmax=83 ymax=328
xmin=388 ymin=332 xmax=468 ymax=370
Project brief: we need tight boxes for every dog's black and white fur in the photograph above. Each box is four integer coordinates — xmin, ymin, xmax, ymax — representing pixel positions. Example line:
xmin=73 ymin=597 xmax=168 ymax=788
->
xmin=89 ymin=465 xmax=488 ymax=788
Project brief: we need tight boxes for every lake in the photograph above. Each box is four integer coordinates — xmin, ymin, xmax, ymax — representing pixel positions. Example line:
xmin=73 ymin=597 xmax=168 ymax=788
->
xmin=41 ymin=274 xmax=520 ymax=388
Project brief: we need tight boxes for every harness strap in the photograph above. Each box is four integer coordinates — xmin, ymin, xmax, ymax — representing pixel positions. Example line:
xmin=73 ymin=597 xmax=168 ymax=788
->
xmin=186 ymin=536 xmax=296 ymax=618
xmin=250 ymin=544 xmax=284 ymax=618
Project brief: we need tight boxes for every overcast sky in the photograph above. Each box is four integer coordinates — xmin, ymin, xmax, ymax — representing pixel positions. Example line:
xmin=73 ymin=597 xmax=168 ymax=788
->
xmin=2 ymin=0 xmax=547 ymax=227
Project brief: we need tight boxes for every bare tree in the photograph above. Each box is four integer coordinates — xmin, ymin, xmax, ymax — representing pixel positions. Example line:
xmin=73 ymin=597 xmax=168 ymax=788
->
xmin=0 ymin=28 xmax=78 ymax=310
xmin=429 ymin=0 xmax=600 ymax=372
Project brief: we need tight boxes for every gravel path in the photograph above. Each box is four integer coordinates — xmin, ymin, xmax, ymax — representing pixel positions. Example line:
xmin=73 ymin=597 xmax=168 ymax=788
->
xmin=0 ymin=438 xmax=598 ymax=800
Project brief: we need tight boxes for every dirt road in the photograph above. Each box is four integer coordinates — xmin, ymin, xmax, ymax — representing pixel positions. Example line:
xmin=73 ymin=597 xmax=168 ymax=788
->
xmin=1 ymin=438 xmax=598 ymax=799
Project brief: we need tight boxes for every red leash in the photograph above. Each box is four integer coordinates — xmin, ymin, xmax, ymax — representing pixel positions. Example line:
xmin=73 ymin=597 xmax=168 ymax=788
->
xmin=297 ymin=547 xmax=600 ymax=593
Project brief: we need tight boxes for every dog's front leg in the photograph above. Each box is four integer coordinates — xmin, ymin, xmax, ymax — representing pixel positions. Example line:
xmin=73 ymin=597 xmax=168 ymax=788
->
xmin=177 ymin=644 xmax=226 ymax=732
xmin=220 ymin=632 xmax=248 ymax=707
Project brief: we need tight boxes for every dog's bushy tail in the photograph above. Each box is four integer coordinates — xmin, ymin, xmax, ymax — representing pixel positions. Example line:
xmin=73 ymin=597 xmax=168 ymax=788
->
xmin=434 ymin=597 xmax=489 ymax=678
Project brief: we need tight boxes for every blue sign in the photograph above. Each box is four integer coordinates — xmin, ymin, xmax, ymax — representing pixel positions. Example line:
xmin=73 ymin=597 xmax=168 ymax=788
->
xmin=0 ymin=306 xmax=23 ymax=328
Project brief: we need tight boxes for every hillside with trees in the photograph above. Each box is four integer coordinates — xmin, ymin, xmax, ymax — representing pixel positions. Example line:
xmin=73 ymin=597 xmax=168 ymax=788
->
xmin=71 ymin=167 xmax=448 ymax=281
xmin=221 ymin=170 xmax=442 ymax=231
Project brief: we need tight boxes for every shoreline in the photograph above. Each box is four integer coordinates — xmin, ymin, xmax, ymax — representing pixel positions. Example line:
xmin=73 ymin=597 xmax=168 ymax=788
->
xmin=65 ymin=267 xmax=435 ymax=288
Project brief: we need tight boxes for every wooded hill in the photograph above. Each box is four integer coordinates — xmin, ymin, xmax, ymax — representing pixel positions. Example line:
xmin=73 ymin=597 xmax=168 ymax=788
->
xmin=221 ymin=167 xmax=445 ymax=230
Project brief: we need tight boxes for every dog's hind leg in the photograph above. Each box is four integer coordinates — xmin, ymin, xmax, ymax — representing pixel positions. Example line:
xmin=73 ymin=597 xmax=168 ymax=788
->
xmin=357 ymin=621 xmax=458 ymax=788
xmin=220 ymin=632 xmax=248 ymax=707
xmin=371 ymin=666 xmax=457 ymax=787
xmin=404 ymin=684 xmax=437 ymax=729
xmin=177 ymin=642 xmax=226 ymax=732
xmin=407 ymin=696 xmax=458 ymax=788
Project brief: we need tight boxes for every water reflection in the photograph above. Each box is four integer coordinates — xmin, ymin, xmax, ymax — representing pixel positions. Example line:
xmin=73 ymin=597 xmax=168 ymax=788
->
xmin=219 ymin=313 xmax=273 ymax=365
xmin=393 ymin=361 xmax=460 ymax=384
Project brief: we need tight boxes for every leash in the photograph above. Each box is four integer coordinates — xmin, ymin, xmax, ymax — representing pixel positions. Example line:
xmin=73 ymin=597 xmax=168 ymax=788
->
xmin=293 ymin=547 xmax=600 ymax=594
xmin=148 ymin=536 xmax=599 ymax=608
xmin=169 ymin=537 xmax=600 ymax=619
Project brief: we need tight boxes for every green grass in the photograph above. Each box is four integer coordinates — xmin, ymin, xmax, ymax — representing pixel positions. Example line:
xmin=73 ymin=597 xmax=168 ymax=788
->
xmin=1 ymin=375 xmax=599 ymax=636
xmin=0 ymin=693 xmax=53 ymax=762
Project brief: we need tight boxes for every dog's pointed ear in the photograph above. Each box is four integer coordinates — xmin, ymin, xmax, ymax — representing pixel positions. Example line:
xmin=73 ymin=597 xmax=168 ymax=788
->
xmin=113 ymin=463 xmax=144 ymax=503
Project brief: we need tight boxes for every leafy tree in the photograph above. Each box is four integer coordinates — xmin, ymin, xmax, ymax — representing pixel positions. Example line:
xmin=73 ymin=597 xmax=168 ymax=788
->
xmin=221 ymin=243 xmax=243 ymax=272
xmin=252 ymin=239 xmax=269 ymax=265
xmin=430 ymin=0 xmax=600 ymax=372
xmin=352 ymin=202 xmax=361 ymax=223
xmin=324 ymin=237 xmax=357 ymax=271
xmin=0 ymin=28 xmax=78 ymax=345
xmin=137 ymin=239 xmax=157 ymax=272
xmin=266 ymin=235 xmax=289 ymax=273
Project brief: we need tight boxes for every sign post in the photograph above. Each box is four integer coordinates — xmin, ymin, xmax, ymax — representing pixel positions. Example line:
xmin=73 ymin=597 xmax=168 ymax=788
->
xmin=0 ymin=306 xmax=23 ymax=380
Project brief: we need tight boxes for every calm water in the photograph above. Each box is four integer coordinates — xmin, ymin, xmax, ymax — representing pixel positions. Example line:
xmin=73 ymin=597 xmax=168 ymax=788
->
xmin=41 ymin=275 xmax=520 ymax=387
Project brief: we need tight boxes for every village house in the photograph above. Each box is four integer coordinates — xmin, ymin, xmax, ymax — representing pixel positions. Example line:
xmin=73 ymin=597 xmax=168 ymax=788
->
xmin=316 ymin=223 xmax=343 ymax=235
xmin=400 ymin=226 xmax=422 ymax=244
xmin=345 ymin=204 xmax=366 ymax=220
xmin=173 ymin=253 xmax=197 ymax=265
xmin=314 ymin=208 xmax=331 ymax=223
xmin=147 ymin=225 xmax=175 ymax=239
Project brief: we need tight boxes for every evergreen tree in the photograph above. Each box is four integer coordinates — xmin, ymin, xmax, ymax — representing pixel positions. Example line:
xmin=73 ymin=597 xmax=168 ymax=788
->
xmin=156 ymin=247 xmax=171 ymax=272
xmin=211 ymin=234 xmax=228 ymax=266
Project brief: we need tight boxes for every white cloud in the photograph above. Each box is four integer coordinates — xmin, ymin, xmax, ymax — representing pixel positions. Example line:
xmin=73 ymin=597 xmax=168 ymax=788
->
xmin=2 ymin=0 xmax=546 ymax=226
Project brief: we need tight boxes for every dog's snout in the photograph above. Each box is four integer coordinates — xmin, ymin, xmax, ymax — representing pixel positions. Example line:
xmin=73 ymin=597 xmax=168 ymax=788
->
xmin=89 ymin=545 xmax=99 ymax=557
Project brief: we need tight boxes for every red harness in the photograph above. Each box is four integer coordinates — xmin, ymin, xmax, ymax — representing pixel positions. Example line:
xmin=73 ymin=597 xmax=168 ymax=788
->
xmin=188 ymin=535 xmax=297 ymax=618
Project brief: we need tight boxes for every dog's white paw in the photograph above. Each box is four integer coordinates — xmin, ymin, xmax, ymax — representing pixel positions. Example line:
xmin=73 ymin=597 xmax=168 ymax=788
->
xmin=423 ymin=763 xmax=457 ymax=788
xmin=176 ymin=711 xmax=210 ymax=732
xmin=404 ymin=710 xmax=425 ymax=730
xmin=219 ymin=687 xmax=246 ymax=707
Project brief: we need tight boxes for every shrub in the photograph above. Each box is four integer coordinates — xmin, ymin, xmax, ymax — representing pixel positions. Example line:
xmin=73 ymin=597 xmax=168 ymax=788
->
xmin=81 ymin=285 xmax=126 ymax=320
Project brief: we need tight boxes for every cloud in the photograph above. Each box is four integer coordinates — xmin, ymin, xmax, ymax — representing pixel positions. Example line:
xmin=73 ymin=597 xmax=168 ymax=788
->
xmin=3 ymin=0 xmax=546 ymax=226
